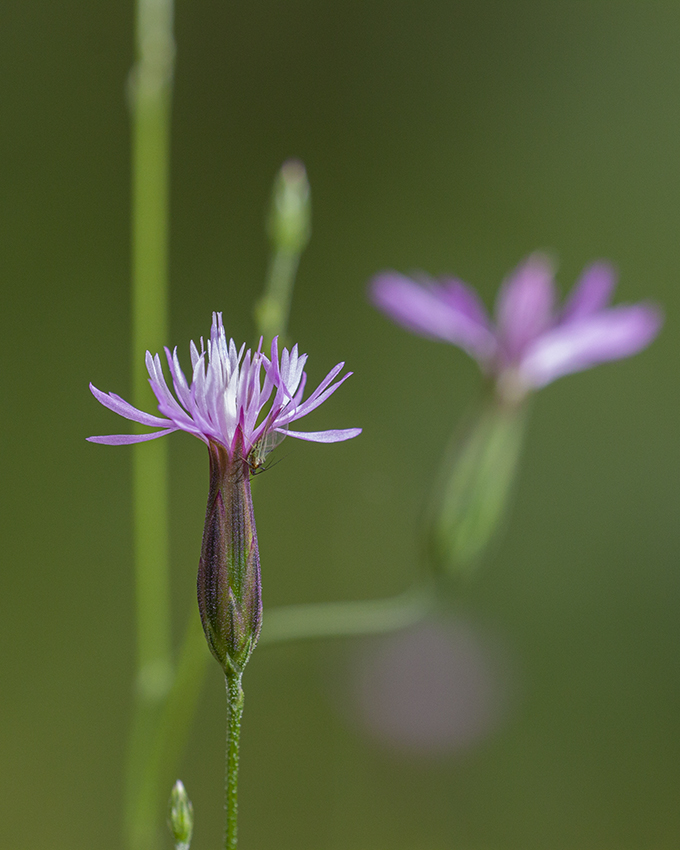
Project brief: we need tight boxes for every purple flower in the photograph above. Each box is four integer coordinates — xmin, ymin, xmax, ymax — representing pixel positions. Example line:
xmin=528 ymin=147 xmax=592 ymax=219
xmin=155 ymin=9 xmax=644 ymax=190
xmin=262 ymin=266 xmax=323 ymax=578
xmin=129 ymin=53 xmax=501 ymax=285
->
xmin=88 ymin=312 xmax=361 ymax=460
xmin=89 ymin=313 xmax=361 ymax=675
xmin=371 ymin=254 xmax=662 ymax=402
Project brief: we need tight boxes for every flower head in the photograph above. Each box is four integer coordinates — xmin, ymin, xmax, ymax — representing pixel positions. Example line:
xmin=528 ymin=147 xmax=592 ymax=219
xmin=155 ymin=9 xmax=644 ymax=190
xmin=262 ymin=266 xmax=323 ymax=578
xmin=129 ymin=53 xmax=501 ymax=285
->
xmin=371 ymin=254 xmax=662 ymax=402
xmin=88 ymin=312 xmax=361 ymax=461
xmin=89 ymin=313 xmax=360 ymax=675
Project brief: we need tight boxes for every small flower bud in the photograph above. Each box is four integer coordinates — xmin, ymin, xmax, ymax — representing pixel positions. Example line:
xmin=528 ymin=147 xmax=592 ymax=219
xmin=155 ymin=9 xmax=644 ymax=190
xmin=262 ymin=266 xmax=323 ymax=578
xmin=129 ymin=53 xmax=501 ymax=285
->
xmin=168 ymin=780 xmax=193 ymax=850
xmin=197 ymin=441 xmax=263 ymax=676
xmin=266 ymin=159 xmax=311 ymax=255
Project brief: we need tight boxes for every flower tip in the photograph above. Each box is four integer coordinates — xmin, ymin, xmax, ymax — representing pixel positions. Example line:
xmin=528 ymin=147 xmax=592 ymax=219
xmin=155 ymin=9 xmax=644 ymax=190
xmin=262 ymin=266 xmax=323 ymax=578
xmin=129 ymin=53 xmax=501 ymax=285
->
xmin=168 ymin=779 xmax=193 ymax=848
xmin=280 ymin=157 xmax=308 ymax=182
xmin=368 ymin=270 xmax=427 ymax=320
xmin=585 ymin=259 xmax=617 ymax=277
xmin=560 ymin=261 xmax=619 ymax=322
xmin=368 ymin=270 xmax=401 ymax=303
xmin=524 ymin=250 xmax=558 ymax=276
xmin=636 ymin=300 xmax=665 ymax=342
xmin=270 ymin=334 xmax=279 ymax=353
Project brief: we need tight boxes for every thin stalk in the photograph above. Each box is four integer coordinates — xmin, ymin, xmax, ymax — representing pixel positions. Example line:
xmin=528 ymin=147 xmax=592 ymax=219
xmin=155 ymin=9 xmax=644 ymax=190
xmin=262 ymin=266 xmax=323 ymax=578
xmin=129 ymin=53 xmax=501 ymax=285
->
xmin=259 ymin=583 xmax=434 ymax=646
xmin=255 ymin=159 xmax=311 ymax=347
xmin=125 ymin=0 xmax=175 ymax=847
xmin=225 ymin=672 xmax=245 ymax=850
xmin=257 ymin=247 xmax=302 ymax=346
xmin=129 ymin=614 xmax=209 ymax=850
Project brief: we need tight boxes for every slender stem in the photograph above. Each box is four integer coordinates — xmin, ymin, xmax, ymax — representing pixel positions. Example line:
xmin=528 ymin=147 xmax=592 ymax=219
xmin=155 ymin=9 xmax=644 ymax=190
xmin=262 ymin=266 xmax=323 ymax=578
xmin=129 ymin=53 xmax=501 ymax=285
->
xmin=129 ymin=614 xmax=210 ymax=850
xmin=125 ymin=0 xmax=175 ymax=847
xmin=259 ymin=583 xmax=435 ymax=646
xmin=255 ymin=159 xmax=310 ymax=346
xmin=257 ymin=248 xmax=301 ymax=346
xmin=225 ymin=672 xmax=245 ymax=850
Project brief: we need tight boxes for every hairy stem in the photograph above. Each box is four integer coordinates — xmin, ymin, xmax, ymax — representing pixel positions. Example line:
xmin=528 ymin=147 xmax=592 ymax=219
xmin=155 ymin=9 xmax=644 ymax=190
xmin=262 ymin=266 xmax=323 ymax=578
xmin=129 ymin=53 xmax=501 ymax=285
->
xmin=225 ymin=672 xmax=245 ymax=850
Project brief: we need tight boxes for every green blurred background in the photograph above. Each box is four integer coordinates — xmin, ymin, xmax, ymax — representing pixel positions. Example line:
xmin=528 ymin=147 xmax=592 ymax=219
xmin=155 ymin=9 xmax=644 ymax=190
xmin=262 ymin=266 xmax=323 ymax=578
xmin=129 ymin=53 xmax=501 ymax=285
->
xmin=2 ymin=1 xmax=679 ymax=848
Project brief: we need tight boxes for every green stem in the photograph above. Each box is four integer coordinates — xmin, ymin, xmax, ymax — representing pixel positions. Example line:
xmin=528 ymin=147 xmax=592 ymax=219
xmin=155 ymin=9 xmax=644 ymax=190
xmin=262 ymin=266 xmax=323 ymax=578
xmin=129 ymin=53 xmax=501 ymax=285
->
xmin=257 ymin=248 xmax=301 ymax=346
xmin=255 ymin=160 xmax=311 ymax=346
xmin=125 ymin=0 xmax=175 ymax=846
xmin=259 ymin=583 xmax=434 ymax=646
xmin=129 ymin=614 xmax=210 ymax=850
xmin=225 ymin=672 xmax=245 ymax=850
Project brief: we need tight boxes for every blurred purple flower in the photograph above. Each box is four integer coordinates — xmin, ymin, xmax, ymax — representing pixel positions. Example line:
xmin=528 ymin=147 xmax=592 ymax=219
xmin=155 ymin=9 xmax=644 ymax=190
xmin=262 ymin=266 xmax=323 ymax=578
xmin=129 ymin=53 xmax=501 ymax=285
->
xmin=88 ymin=312 xmax=361 ymax=459
xmin=371 ymin=254 xmax=662 ymax=401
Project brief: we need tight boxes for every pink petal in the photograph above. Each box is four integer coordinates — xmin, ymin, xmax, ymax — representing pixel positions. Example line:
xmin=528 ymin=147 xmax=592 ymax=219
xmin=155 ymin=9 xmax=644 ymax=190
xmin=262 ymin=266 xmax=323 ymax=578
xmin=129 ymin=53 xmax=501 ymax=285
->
xmin=495 ymin=254 xmax=557 ymax=361
xmin=87 ymin=428 xmax=178 ymax=445
xmin=370 ymin=272 xmax=496 ymax=363
xmin=277 ymin=427 xmax=362 ymax=443
xmin=519 ymin=303 xmax=663 ymax=388
xmin=438 ymin=277 xmax=492 ymax=328
xmin=560 ymin=262 xmax=617 ymax=323
xmin=89 ymin=383 xmax=172 ymax=428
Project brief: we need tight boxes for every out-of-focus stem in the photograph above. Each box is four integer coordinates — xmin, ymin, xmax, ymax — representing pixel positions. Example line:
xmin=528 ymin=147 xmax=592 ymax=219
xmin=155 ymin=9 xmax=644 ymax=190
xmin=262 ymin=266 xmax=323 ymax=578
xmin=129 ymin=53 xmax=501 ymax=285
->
xmin=259 ymin=584 xmax=435 ymax=645
xmin=125 ymin=0 xmax=175 ymax=847
xmin=257 ymin=249 xmax=301 ymax=345
xmin=129 ymin=615 xmax=209 ymax=850
xmin=254 ymin=160 xmax=311 ymax=346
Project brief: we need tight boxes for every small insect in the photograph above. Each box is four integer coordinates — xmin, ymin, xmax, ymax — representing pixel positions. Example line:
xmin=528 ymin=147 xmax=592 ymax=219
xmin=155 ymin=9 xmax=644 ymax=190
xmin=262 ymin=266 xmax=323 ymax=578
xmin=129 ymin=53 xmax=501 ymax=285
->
xmin=246 ymin=430 xmax=287 ymax=477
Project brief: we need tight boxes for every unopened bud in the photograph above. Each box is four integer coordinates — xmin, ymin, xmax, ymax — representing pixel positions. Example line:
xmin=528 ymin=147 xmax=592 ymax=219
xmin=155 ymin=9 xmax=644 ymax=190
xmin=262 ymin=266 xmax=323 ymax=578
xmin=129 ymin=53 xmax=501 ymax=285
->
xmin=266 ymin=159 xmax=311 ymax=254
xmin=168 ymin=780 xmax=193 ymax=850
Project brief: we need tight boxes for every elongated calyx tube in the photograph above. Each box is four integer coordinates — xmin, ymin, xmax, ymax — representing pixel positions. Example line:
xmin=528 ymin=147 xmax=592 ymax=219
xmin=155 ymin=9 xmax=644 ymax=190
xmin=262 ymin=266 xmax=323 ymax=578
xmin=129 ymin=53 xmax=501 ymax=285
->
xmin=429 ymin=396 xmax=526 ymax=577
xmin=197 ymin=440 xmax=262 ymax=676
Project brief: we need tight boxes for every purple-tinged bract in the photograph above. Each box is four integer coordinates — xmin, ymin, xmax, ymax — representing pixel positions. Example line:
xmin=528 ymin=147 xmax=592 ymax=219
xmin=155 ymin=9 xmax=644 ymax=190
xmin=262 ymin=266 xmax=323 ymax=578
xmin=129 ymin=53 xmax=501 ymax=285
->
xmin=371 ymin=254 xmax=662 ymax=402
xmin=88 ymin=312 xmax=361 ymax=460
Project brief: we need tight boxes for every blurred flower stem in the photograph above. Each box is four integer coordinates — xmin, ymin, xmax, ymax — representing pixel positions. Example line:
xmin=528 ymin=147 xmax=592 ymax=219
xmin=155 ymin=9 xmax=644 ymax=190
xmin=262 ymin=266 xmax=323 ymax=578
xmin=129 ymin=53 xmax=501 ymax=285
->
xmin=125 ymin=0 xmax=175 ymax=847
xmin=260 ymin=583 xmax=434 ymax=645
xmin=254 ymin=160 xmax=311 ymax=347
xmin=128 ymin=616 xmax=208 ymax=850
